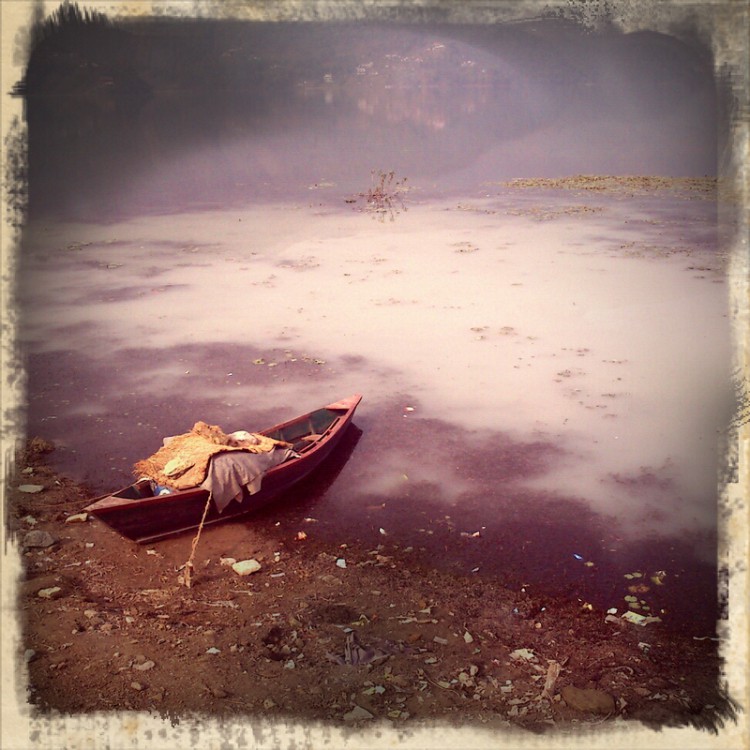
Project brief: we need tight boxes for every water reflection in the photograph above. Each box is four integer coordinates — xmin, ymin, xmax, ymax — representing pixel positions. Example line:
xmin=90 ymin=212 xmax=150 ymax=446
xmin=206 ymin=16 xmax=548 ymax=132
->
xmin=20 ymin=19 xmax=716 ymax=222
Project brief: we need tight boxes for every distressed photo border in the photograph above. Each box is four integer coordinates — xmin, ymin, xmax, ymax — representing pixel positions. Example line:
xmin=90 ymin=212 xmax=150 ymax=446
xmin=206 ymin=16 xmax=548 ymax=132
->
xmin=1 ymin=1 xmax=747 ymax=748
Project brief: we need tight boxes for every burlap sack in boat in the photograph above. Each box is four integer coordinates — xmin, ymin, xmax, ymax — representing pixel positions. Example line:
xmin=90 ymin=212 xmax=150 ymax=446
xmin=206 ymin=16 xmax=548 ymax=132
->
xmin=133 ymin=420 xmax=288 ymax=490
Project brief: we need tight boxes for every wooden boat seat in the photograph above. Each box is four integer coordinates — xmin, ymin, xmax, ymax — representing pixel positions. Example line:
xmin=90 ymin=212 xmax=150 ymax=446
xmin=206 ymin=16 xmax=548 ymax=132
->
xmin=292 ymin=434 xmax=322 ymax=452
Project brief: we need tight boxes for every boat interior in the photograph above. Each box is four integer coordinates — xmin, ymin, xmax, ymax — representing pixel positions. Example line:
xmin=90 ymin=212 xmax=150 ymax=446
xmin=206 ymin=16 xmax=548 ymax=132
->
xmin=265 ymin=407 xmax=341 ymax=453
xmin=114 ymin=407 xmax=343 ymax=500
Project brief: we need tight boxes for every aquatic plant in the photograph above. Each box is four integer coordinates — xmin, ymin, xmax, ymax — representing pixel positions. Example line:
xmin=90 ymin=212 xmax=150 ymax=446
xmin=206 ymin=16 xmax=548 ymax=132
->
xmin=355 ymin=170 xmax=408 ymax=222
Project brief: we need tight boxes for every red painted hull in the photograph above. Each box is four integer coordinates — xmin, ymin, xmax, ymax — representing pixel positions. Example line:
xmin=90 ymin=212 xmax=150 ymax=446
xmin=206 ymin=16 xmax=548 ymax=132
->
xmin=84 ymin=395 xmax=362 ymax=544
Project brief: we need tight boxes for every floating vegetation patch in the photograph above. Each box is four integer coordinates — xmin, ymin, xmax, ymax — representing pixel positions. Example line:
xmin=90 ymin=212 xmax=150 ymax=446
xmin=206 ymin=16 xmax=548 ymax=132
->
xmin=451 ymin=241 xmax=479 ymax=253
xmin=505 ymin=204 xmax=605 ymax=221
xmin=496 ymin=175 xmax=717 ymax=199
xmin=277 ymin=256 xmax=321 ymax=271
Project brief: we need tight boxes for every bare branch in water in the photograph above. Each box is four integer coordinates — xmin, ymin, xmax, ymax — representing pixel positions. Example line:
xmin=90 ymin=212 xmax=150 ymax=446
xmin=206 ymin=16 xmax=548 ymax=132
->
xmin=351 ymin=169 xmax=409 ymax=222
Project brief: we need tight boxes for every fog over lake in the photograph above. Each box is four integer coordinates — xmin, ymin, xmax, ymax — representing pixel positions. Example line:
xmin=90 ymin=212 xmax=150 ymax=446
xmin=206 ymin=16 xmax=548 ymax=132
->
xmin=12 ymin=13 xmax=737 ymax=631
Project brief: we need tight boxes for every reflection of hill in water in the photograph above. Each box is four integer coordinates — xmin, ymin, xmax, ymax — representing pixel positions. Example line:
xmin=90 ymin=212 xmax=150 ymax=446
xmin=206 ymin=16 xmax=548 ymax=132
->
xmin=19 ymin=13 xmax=716 ymax=220
xmin=23 ymin=35 xmax=541 ymax=218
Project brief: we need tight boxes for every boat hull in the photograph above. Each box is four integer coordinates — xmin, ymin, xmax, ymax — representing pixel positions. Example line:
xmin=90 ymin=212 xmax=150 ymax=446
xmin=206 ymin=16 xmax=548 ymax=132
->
xmin=84 ymin=394 xmax=362 ymax=543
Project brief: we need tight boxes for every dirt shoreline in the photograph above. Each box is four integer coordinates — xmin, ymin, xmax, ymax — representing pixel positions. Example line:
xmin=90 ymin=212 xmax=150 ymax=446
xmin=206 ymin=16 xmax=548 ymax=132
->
xmin=5 ymin=439 xmax=734 ymax=736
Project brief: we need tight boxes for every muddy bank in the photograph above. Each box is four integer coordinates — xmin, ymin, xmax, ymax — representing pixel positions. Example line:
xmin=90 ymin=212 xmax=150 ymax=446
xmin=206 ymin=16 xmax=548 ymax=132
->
xmin=6 ymin=440 xmax=734 ymax=739
xmin=18 ymin=352 xmax=723 ymax=636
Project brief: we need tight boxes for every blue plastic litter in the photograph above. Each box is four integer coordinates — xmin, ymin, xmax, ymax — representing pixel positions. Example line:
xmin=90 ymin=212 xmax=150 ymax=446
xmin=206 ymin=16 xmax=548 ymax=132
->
xmin=573 ymin=553 xmax=583 ymax=560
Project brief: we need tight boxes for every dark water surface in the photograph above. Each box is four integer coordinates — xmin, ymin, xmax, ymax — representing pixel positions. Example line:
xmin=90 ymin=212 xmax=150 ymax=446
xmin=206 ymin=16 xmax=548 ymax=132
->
xmin=22 ymin=19 xmax=717 ymax=222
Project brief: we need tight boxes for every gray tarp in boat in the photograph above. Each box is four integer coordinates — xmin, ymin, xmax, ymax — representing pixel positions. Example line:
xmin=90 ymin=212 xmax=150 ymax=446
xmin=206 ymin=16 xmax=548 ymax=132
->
xmin=202 ymin=448 xmax=297 ymax=512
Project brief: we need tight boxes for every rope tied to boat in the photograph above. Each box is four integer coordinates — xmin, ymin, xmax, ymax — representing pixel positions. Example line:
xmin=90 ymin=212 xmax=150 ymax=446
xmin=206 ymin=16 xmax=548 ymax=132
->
xmin=182 ymin=493 xmax=213 ymax=588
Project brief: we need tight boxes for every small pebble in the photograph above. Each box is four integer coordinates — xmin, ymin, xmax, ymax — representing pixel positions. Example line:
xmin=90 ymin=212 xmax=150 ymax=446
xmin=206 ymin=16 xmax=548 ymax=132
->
xmin=37 ymin=587 xmax=62 ymax=599
xmin=232 ymin=559 xmax=261 ymax=576
xmin=343 ymin=705 xmax=374 ymax=722
xmin=24 ymin=530 xmax=57 ymax=549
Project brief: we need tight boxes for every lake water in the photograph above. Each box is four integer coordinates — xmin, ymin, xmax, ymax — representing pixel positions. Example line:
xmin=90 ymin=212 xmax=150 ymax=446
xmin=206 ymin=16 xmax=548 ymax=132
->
xmin=17 ymin=186 xmax=733 ymax=632
xmin=13 ymin=19 xmax=734 ymax=633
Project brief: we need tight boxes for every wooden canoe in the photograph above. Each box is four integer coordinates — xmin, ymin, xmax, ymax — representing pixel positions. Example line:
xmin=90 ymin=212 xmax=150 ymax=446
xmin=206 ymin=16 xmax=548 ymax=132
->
xmin=84 ymin=394 xmax=362 ymax=544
